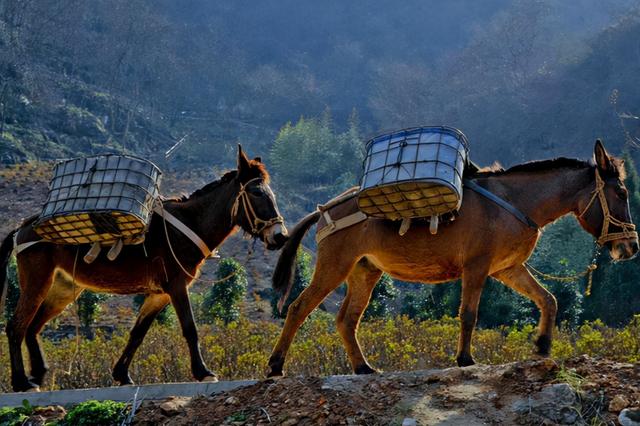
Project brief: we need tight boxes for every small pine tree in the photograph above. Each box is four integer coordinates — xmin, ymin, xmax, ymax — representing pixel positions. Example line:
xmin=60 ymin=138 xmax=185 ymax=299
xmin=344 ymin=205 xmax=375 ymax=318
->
xmin=400 ymin=282 xmax=460 ymax=321
xmin=2 ymin=256 xmax=19 ymax=324
xmin=363 ymin=274 xmax=398 ymax=320
xmin=77 ymin=291 xmax=109 ymax=337
xmin=202 ymin=258 xmax=248 ymax=324
xmin=271 ymin=250 xmax=313 ymax=318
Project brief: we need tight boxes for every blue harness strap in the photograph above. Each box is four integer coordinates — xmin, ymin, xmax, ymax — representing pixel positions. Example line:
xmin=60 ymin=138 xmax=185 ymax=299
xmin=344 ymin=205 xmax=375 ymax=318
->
xmin=463 ymin=179 xmax=539 ymax=230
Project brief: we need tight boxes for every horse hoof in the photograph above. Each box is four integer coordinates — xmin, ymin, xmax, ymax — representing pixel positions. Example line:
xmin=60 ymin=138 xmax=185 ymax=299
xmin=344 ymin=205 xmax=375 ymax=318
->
xmin=267 ymin=368 xmax=283 ymax=378
xmin=456 ymin=355 xmax=475 ymax=367
xmin=13 ymin=380 xmax=40 ymax=393
xmin=354 ymin=364 xmax=378 ymax=375
xmin=535 ymin=335 xmax=552 ymax=357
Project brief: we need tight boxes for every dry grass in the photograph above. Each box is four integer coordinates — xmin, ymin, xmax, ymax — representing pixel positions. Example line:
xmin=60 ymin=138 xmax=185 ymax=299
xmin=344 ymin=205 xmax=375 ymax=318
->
xmin=0 ymin=314 xmax=638 ymax=392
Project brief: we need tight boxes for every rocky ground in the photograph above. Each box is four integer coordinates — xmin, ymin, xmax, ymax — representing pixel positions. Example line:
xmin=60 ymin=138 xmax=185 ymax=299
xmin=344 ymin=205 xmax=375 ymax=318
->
xmin=130 ymin=356 xmax=640 ymax=426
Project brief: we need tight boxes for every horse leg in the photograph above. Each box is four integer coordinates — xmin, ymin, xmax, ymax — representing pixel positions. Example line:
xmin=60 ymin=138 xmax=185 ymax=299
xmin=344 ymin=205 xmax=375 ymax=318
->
xmin=7 ymin=256 xmax=55 ymax=391
xmin=456 ymin=263 xmax=489 ymax=367
xmin=337 ymin=258 xmax=382 ymax=374
xmin=492 ymin=264 xmax=557 ymax=356
xmin=25 ymin=277 xmax=83 ymax=386
xmin=112 ymin=293 xmax=170 ymax=385
xmin=168 ymin=284 xmax=216 ymax=382
xmin=268 ymin=253 xmax=356 ymax=377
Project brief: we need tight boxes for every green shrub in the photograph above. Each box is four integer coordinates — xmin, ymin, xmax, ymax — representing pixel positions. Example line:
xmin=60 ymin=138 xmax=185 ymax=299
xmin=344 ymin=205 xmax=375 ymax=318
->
xmin=62 ymin=400 xmax=127 ymax=426
xmin=202 ymin=258 xmax=248 ymax=324
xmin=0 ymin=400 xmax=33 ymax=426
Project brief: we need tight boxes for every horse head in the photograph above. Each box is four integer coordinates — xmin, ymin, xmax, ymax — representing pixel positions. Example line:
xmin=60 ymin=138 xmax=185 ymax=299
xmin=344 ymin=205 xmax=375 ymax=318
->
xmin=233 ymin=145 xmax=288 ymax=250
xmin=577 ymin=140 xmax=639 ymax=261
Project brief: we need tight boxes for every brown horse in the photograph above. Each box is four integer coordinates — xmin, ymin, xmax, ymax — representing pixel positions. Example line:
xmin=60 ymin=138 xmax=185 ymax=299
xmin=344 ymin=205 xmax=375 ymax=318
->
xmin=267 ymin=140 xmax=638 ymax=377
xmin=0 ymin=146 xmax=287 ymax=392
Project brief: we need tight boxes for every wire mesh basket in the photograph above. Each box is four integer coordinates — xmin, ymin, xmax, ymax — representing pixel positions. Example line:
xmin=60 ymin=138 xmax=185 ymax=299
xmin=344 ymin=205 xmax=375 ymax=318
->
xmin=34 ymin=155 xmax=162 ymax=245
xmin=358 ymin=126 xmax=469 ymax=220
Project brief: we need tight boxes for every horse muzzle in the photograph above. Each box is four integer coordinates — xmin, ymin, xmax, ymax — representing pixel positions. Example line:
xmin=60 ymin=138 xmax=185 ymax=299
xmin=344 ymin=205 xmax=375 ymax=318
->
xmin=264 ymin=223 xmax=288 ymax=250
xmin=609 ymin=238 xmax=639 ymax=261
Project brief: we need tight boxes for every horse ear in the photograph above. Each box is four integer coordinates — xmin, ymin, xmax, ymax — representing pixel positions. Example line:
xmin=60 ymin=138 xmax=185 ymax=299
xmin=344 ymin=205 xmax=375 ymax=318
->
xmin=237 ymin=144 xmax=250 ymax=173
xmin=594 ymin=139 xmax=612 ymax=171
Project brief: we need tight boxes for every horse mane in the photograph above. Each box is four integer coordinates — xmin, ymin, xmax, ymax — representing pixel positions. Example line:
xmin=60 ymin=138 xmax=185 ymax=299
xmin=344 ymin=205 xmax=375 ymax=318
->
xmin=171 ymin=159 xmax=270 ymax=202
xmin=472 ymin=158 xmax=591 ymax=177
xmin=471 ymin=156 xmax=626 ymax=180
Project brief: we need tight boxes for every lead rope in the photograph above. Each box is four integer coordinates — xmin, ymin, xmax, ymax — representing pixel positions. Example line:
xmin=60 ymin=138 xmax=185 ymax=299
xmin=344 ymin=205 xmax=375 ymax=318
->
xmin=524 ymin=262 xmax=598 ymax=296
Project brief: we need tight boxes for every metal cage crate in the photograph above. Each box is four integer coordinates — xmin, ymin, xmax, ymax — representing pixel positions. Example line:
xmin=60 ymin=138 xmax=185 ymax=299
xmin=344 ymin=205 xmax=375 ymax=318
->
xmin=358 ymin=126 xmax=469 ymax=220
xmin=34 ymin=154 xmax=162 ymax=245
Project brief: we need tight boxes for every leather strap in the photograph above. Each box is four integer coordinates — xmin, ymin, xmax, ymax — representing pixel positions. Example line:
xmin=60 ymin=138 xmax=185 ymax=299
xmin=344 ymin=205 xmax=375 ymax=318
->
xmin=154 ymin=204 xmax=216 ymax=258
xmin=316 ymin=210 xmax=368 ymax=243
xmin=464 ymin=179 xmax=539 ymax=230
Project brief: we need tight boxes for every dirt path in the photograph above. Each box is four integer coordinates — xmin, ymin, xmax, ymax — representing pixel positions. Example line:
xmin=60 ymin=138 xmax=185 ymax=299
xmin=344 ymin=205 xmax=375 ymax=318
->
xmin=133 ymin=356 xmax=640 ymax=425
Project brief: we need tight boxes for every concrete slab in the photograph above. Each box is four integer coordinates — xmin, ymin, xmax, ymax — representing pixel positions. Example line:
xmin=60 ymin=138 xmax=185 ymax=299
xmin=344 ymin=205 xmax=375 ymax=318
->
xmin=0 ymin=380 xmax=258 ymax=408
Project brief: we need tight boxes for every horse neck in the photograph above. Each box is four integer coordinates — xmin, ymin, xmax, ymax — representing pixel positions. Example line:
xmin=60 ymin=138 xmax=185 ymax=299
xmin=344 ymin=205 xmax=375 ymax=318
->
xmin=171 ymin=180 xmax=239 ymax=249
xmin=489 ymin=167 xmax=592 ymax=228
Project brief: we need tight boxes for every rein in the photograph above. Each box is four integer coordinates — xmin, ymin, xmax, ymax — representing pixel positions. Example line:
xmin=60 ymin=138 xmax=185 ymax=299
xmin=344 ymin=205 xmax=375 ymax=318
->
xmin=578 ymin=168 xmax=638 ymax=246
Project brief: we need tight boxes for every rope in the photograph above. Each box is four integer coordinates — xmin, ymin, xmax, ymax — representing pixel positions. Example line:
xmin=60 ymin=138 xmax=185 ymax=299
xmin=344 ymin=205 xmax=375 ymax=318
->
xmin=525 ymin=262 xmax=598 ymax=296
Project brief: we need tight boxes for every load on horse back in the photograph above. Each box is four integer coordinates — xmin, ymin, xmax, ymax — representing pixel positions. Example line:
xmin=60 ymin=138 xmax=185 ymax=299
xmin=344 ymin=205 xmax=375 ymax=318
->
xmin=268 ymin=137 xmax=638 ymax=377
xmin=0 ymin=146 xmax=288 ymax=392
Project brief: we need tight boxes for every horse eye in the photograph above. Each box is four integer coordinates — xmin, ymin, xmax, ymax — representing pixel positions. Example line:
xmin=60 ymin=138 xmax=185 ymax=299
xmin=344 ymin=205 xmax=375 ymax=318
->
xmin=248 ymin=186 xmax=262 ymax=195
xmin=616 ymin=188 xmax=628 ymax=200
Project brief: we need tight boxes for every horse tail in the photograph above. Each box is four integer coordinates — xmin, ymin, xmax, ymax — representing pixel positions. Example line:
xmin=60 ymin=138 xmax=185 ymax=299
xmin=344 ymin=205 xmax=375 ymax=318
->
xmin=273 ymin=210 xmax=321 ymax=312
xmin=0 ymin=229 xmax=17 ymax=318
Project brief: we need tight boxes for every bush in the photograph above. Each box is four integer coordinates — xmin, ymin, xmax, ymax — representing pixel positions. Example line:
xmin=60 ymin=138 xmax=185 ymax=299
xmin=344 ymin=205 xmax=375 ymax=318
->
xmin=0 ymin=400 xmax=33 ymax=426
xmin=202 ymin=258 xmax=247 ymax=324
xmin=61 ymin=400 xmax=127 ymax=426
xmin=0 ymin=316 xmax=639 ymax=391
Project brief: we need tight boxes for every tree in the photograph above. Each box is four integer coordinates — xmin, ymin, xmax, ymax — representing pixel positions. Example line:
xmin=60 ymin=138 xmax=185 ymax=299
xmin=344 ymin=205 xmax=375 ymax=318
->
xmin=363 ymin=273 xmax=398 ymax=320
xmin=271 ymin=250 xmax=313 ymax=319
xmin=76 ymin=291 xmax=109 ymax=337
xmin=2 ymin=256 xmax=19 ymax=324
xmin=400 ymin=282 xmax=460 ymax=321
xmin=202 ymin=258 xmax=247 ymax=324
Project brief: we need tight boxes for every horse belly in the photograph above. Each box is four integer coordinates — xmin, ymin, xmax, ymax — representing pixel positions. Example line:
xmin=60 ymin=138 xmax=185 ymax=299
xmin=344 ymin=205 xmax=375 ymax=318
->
xmin=367 ymin=253 xmax=462 ymax=284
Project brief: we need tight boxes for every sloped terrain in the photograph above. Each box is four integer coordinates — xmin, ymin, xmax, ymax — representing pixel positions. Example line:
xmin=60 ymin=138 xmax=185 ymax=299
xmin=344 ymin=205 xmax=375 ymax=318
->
xmin=133 ymin=356 xmax=640 ymax=425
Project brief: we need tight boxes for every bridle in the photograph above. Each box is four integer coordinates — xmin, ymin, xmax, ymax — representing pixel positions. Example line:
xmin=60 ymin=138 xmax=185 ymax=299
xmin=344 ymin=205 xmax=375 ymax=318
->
xmin=579 ymin=168 xmax=638 ymax=246
xmin=231 ymin=177 xmax=284 ymax=236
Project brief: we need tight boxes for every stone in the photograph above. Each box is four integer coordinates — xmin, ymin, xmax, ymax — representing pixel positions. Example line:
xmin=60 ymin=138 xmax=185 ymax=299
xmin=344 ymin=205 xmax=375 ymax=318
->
xmin=159 ymin=397 xmax=189 ymax=416
xmin=224 ymin=396 xmax=239 ymax=405
xmin=402 ymin=418 xmax=418 ymax=426
xmin=619 ymin=408 xmax=640 ymax=426
xmin=512 ymin=383 xmax=578 ymax=424
xmin=609 ymin=394 xmax=630 ymax=412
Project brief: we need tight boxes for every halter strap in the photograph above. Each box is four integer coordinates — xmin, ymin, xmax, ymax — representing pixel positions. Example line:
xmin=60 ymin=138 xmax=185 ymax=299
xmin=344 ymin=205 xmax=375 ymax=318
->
xmin=578 ymin=168 xmax=638 ymax=245
xmin=231 ymin=177 xmax=284 ymax=234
